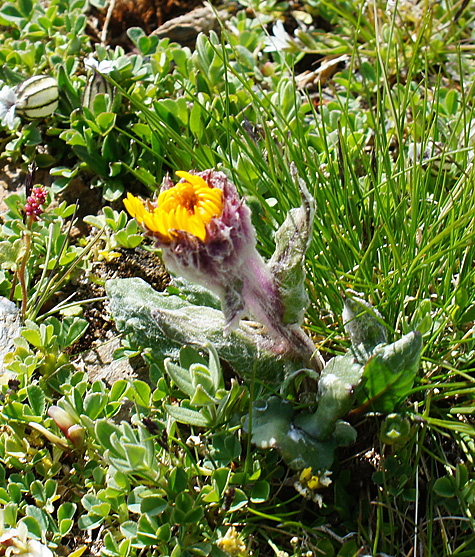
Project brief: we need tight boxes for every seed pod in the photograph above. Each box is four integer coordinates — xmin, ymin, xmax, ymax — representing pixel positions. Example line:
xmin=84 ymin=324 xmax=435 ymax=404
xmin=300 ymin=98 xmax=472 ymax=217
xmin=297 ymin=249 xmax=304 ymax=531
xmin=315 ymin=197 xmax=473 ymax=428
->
xmin=16 ymin=75 xmax=59 ymax=119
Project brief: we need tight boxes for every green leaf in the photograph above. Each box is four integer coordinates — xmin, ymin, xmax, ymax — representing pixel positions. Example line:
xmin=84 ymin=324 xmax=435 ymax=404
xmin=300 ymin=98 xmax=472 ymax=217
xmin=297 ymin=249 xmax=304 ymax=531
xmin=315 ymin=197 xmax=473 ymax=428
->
xmin=127 ymin=27 xmax=146 ymax=47
xmin=228 ymin=488 xmax=247 ymax=512
xmin=132 ymin=380 xmax=151 ymax=407
xmin=0 ymin=4 xmax=24 ymax=24
xmin=140 ymin=496 xmax=167 ymax=516
xmin=165 ymin=360 xmax=195 ymax=397
xmin=164 ymin=404 xmax=209 ymax=427
xmin=124 ymin=443 xmax=148 ymax=470
xmin=103 ymin=180 xmax=124 ymax=202
xmin=110 ymin=380 xmax=130 ymax=402
xmin=60 ymin=317 xmax=89 ymax=348
xmin=138 ymin=35 xmax=158 ymax=56
xmin=25 ymin=506 xmax=50 ymax=534
xmin=191 ymin=368 xmax=216 ymax=396
xmin=244 ymin=397 xmax=337 ymax=471
xmin=84 ymin=392 xmax=108 ymax=419
xmin=78 ymin=513 xmax=104 ymax=530
xmin=212 ymin=468 xmax=230 ymax=496
xmin=30 ymin=481 xmax=46 ymax=504
xmin=8 ymin=483 xmax=21 ymax=504
xmin=92 ymin=94 xmax=109 ymax=117
xmin=456 ymin=463 xmax=469 ymax=489
xmin=95 ymin=420 xmax=123 ymax=457
xmin=121 ymin=162 xmax=156 ymax=188
xmin=168 ymin=467 xmax=188 ymax=494
xmin=72 ymin=145 xmax=108 ymax=177
xmin=356 ymin=331 xmax=423 ymax=412
xmin=268 ymin=165 xmax=315 ymax=326
xmin=91 ymin=502 xmax=111 ymax=517
xmin=411 ymin=299 xmax=432 ymax=336
xmin=250 ymin=480 xmax=270 ymax=503
xmin=137 ymin=514 xmax=160 ymax=546
xmin=56 ymin=65 xmax=82 ymax=110
xmin=27 ymin=385 xmax=45 ymax=416
xmin=114 ymin=229 xmax=143 ymax=249
xmin=58 ymin=502 xmax=76 ymax=522
xmin=0 ymin=239 xmax=25 ymax=271
xmin=445 ymin=89 xmax=458 ymax=115
xmin=96 ymin=112 xmax=117 ymax=135
xmin=120 ymin=521 xmax=138 ymax=539
xmin=175 ymin=492 xmax=194 ymax=514
xmin=433 ymin=476 xmax=455 ymax=498
xmin=106 ymin=277 xmax=302 ymax=383
xmin=183 ymin=506 xmax=204 ymax=524
xmin=190 ymin=384 xmax=216 ymax=406
xmin=206 ymin=342 xmax=222 ymax=392
xmin=295 ymin=353 xmax=363 ymax=439
xmin=342 ymin=291 xmax=388 ymax=361
xmin=359 ymin=62 xmax=377 ymax=82
xmin=21 ymin=516 xmax=42 ymax=539
xmin=209 ymin=432 xmax=241 ymax=466
xmin=59 ymin=518 xmax=74 ymax=536
xmin=81 ymin=494 xmax=100 ymax=512
xmin=156 ymin=523 xmax=171 ymax=542
xmin=189 ymin=102 xmax=203 ymax=140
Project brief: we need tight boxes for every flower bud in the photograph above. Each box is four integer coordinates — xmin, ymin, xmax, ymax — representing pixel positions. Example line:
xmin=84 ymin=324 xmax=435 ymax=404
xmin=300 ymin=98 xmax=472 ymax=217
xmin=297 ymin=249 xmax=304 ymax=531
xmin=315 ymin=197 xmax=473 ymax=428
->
xmin=15 ymin=75 xmax=58 ymax=119
xmin=261 ymin=62 xmax=275 ymax=77
xmin=48 ymin=405 xmax=76 ymax=436
xmin=67 ymin=424 xmax=85 ymax=448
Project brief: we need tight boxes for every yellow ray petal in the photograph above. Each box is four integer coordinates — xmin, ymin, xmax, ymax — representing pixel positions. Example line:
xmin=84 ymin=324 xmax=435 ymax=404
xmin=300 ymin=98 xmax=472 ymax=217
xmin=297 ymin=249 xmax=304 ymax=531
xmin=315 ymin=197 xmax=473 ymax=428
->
xmin=175 ymin=170 xmax=209 ymax=189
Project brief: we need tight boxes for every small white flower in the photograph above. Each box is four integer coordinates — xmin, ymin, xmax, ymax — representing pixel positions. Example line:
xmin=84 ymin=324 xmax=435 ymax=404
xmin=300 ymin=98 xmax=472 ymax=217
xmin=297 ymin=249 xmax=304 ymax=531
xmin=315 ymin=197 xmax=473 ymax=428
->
xmin=84 ymin=55 xmax=115 ymax=74
xmin=386 ymin=0 xmax=397 ymax=13
xmin=264 ymin=20 xmax=295 ymax=52
xmin=216 ymin=527 xmax=247 ymax=557
xmin=0 ymin=85 xmax=18 ymax=129
xmin=0 ymin=516 xmax=53 ymax=557
xmin=21 ymin=539 xmax=54 ymax=557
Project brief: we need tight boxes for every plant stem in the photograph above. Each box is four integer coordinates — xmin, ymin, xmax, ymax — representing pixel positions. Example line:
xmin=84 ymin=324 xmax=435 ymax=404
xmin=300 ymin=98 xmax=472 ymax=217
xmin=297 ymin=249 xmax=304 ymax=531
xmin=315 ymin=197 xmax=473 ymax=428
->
xmin=243 ymin=251 xmax=322 ymax=370
xmin=19 ymin=219 xmax=33 ymax=320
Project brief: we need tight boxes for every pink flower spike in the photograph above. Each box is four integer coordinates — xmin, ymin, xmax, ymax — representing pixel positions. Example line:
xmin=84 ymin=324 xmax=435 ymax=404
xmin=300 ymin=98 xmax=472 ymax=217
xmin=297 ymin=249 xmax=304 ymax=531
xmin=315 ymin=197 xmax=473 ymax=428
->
xmin=25 ymin=186 xmax=48 ymax=221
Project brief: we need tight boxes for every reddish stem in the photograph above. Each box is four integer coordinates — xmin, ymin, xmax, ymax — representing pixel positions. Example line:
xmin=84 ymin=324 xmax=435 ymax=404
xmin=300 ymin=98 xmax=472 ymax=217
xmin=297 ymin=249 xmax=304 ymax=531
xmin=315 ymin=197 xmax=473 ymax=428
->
xmin=19 ymin=217 xmax=33 ymax=319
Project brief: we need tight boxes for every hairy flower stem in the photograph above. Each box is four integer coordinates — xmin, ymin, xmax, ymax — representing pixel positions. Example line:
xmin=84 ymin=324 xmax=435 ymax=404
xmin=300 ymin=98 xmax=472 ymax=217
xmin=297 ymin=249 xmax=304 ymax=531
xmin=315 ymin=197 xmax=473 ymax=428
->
xmin=242 ymin=252 xmax=318 ymax=369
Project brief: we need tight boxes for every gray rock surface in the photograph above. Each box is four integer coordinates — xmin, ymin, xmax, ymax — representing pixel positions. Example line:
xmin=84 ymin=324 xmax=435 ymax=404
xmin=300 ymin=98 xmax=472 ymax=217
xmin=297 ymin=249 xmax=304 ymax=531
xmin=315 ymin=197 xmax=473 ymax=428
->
xmin=0 ymin=297 xmax=21 ymax=374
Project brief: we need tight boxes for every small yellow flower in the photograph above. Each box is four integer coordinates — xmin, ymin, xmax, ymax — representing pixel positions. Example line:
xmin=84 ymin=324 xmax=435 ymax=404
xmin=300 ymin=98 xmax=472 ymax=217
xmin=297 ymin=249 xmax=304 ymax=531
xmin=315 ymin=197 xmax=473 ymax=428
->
xmin=294 ymin=468 xmax=332 ymax=506
xmin=299 ymin=467 xmax=332 ymax=490
xmin=124 ymin=171 xmax=223 ymax=242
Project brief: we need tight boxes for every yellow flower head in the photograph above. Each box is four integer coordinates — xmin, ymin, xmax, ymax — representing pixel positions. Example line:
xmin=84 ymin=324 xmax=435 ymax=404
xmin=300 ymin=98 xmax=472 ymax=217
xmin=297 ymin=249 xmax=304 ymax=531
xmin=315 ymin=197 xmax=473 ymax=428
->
xmin=124 ymin=171 xmax=223 ymax=242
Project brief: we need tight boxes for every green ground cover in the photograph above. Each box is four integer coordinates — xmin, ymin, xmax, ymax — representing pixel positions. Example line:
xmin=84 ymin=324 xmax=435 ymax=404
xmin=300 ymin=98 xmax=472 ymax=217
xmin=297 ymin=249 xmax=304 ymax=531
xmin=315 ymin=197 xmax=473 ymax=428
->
xmin=0 ymin=0 xmax=475 ymax=555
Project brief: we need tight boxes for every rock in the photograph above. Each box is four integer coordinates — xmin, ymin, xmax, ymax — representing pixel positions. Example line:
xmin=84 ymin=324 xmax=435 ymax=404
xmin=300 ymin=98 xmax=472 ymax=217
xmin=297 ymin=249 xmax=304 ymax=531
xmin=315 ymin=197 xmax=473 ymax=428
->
xmin=0 ymin=297 xmax=21 ymax=377
xmin=151 ymin=4 xmax=229 ymax=46
xmin=78 ymin=333 xmax=151 ymax=386
xmin=77 ymin=333 xmax=152 ymax=422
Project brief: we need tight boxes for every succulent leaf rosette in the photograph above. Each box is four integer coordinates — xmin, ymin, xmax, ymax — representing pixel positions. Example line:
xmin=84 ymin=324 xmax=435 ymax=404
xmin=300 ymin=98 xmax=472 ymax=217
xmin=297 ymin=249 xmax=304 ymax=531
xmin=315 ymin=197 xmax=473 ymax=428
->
xmin=124 ymin=168 xmax=320 ymax=370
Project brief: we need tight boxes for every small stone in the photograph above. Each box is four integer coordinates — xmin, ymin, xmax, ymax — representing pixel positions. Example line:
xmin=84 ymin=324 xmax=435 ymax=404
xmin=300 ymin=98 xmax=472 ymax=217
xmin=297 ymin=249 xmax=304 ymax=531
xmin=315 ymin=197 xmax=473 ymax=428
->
xmin=0 ymin=297 xmax=21 ymax=377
